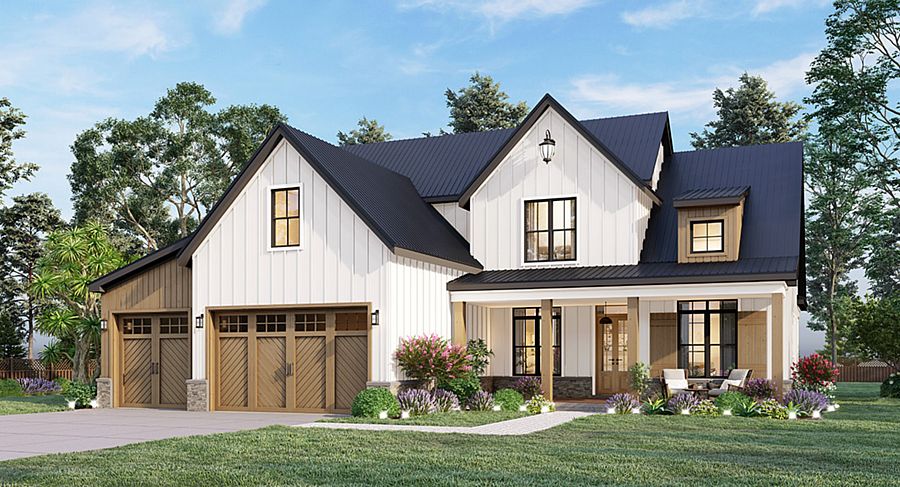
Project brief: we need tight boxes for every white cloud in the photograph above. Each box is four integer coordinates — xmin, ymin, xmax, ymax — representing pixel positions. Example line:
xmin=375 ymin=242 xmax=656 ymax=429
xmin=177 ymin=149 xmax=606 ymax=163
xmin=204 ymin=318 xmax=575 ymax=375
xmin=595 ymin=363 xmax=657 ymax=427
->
xmin=752 ymin=0 xmax=830 ymax=15
xmin=399 ymin=0 xmax=592 ymax=26
xmin=621 ymin=0 xmax=697 ymax=29
xmin=213 ymin=0 xmax=267 ymax=35
xmin=621 ymin=0 xmax=830 ymax=29
xmin=569 ymin=52 xmax=815 ymax=119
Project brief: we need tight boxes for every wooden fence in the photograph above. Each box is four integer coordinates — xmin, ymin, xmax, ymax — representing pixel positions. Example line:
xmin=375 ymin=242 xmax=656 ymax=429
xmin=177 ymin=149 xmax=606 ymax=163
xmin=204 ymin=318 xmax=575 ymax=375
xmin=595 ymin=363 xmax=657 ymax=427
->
xmin=0 ymin=358 xmax=97 ymax=381
xmin=837 ymin=364 xmax=894 ymax=382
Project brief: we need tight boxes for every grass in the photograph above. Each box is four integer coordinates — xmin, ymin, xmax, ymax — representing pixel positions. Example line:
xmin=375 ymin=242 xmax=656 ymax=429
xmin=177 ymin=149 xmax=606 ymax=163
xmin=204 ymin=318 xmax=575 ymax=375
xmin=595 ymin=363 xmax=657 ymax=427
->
xmin=0 ymin=383 xmax=898 ymax=486
xmin=0 ymin=395 xmax=68 ymax=415
xmin=323 ymin=410 xmax=528 ymax=426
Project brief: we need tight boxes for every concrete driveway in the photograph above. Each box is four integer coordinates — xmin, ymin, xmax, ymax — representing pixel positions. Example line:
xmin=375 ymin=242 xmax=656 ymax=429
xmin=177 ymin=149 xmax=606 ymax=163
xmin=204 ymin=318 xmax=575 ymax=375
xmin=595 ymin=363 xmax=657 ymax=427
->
xmin=0 ymin=408 xmax=331 ymax=461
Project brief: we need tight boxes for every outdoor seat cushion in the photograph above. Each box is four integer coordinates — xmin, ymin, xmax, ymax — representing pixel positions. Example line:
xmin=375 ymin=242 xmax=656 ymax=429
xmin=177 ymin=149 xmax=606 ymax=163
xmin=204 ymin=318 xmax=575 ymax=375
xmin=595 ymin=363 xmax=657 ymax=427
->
xmin=663 ymin=369 xmax=688 ymax=392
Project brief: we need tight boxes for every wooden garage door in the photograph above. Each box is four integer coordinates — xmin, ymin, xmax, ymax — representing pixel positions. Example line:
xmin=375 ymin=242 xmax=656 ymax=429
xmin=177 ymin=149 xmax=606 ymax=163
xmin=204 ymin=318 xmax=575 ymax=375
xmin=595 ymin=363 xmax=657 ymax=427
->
xmin=214 ymin=308 xmax=368 ymax=412
xmin=120 ymin=315 xmax=190 ymax=408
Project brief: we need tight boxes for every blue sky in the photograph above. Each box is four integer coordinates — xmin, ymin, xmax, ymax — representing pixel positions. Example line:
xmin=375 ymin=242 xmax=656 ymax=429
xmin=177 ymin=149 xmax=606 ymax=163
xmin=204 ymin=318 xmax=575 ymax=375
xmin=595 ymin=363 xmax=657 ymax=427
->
xmin=2 ymin=0 xmax=832 ymax=351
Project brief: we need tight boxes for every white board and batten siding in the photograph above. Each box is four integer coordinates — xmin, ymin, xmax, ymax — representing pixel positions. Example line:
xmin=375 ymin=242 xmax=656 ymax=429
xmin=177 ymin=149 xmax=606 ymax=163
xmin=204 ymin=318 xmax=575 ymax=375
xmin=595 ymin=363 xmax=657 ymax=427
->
xmin=190 ymin=140 xmax=461 ymax=382
xmin=432 ymin=203 xmax=470 ymax=241
xmin=469 ymin=107 xmax=653 ymax=270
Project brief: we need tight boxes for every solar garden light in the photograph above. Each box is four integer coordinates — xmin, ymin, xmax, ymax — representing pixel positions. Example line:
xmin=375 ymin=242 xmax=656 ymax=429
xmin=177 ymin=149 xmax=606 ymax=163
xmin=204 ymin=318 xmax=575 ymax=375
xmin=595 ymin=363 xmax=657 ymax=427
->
xmin=492 ymin=405 xmax=502 ymax=412
xmin=680 ymin=409 xmax=690 ymax=416
xmin=722 ymin=409 xmax=733 ymax=416
xmin=518 ymin=405 xmax=528 ymax=412
xmin=812 ymin=410 xmax=822 ymax=419
xmin=90 ymin=399 xmax=99 ymax=408
xmin=539 ymin=129 xmax=556 ymax=163
xmin=378 ymin=411 xmax=388 ymax=419
xmin=400 ymin=410 xmax=410 ymax=419
xmin=834 ymin=403 xmax=840 ymax=409
xmin=788 ymin=411 xmax=798 ymax=420
xmin=606 ymin=407 xmax=616 ymax=415
xmin=540 ymin=405 xmax=550 ymax=414
xmin=631 ymin=407 xmax=641 ymax=414
xmin=67 ymin=400 xmax=76 ymax=410
xmin=826 ymin=404 xmax=836 ymax=413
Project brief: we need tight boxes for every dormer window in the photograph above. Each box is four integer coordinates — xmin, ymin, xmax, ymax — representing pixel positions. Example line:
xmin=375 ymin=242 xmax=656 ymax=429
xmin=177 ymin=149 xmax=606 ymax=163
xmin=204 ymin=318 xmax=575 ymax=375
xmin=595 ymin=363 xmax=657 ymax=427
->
xmin=690 ymin=220 xmax=724 ymax=253
xmin=524 ymin=197 xmax=576 ymax=262
xmin=271 ymin=186 xmax=301 ymax=248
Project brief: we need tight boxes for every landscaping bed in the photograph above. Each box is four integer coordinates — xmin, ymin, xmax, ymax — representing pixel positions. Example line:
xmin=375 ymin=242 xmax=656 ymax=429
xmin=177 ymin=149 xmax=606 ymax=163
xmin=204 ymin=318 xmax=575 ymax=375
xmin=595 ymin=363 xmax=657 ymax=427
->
xmin=0 ymin=378 xmax=96 ymax=415
xmin=322 ymin=410 xmax=528 ymax=427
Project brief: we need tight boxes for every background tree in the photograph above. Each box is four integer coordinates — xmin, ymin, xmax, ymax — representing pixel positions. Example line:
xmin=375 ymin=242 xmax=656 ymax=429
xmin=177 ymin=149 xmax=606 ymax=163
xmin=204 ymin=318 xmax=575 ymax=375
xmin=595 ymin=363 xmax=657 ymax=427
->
xmin=337 ymin=117 xmax=392 ymax=146
xmin=848 ymin=294 xmax=900 ymax=372
xmin=445 ymin=72 xmax=528 ymax=133
xmin=69 ymin=82 xmax=286 ymax=251
xmin=0 ymin=97 xmax=38 ymax=200
xmin=690 ymin=73 xmax=807 ymax=149
xmin=29 ymin=223 xmax=125 ymax=382
xmin=0 ymin=312 xmax=25 ymax=359
xmin=806 ymin=0 xmax=900 ymax=296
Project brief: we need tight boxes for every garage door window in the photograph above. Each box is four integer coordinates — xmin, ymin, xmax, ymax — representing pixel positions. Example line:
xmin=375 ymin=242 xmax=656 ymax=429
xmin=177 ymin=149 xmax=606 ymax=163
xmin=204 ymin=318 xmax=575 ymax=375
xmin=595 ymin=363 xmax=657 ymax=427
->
xmin=335 ymin=312 xmax=367 ymax=331
xmin=296 ymin=313 xmax=326 ymax=332
xmin=160 ymin=316 xmax=189 ymax=334
xmin=123 ymin=317 xmax=152 ymax=335
xmin=219 ymin=315 xmax=248 ymax=333
xmin=256 ymin=314 xmax=287 ymax=332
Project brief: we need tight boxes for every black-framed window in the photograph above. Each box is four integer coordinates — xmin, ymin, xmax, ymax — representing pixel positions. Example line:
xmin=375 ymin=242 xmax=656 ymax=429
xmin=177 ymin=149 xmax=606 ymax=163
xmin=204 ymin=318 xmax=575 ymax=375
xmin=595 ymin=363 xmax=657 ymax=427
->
xmin=690 ymin=219 xmax=724 ymax=253
xmin=271 ymin=187 xmax=300 ymax=248
xmin=513 ymin=307 xmax=561 ymax=376
xmin=677 ymin=300 xmax=737 ymax=377
xmin=524 ymin=198 xmax=576 ymax=262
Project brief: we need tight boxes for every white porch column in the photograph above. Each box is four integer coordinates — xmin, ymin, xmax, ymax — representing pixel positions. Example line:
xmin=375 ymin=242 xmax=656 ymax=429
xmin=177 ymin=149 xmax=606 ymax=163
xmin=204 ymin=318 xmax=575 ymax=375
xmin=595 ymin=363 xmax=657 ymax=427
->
xmin=451 ymin=301 xmax=466 ymax=346
xmin=639 ymin=299 xmax=651 ymax=365
xmin=771 ymin=292 xmax=785 ymax=397
xmin=540 ymin=299 xmax=554 ymax=402
xmin=626 ymin=297 xmax=640 ymax=368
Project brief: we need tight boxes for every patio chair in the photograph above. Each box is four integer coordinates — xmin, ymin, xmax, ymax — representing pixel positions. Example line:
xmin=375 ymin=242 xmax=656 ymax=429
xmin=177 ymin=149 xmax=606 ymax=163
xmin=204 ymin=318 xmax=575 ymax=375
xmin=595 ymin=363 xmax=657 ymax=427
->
xmin=708 ymin=369 xmax=752 ymax=397
xmin=663 ymin=369 xmax=689 ymax=397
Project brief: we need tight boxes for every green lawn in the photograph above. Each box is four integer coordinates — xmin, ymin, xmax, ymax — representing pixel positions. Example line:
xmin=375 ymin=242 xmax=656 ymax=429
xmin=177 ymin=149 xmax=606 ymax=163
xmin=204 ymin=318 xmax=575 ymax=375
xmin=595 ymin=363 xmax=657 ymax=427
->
xmin=1 ymin=383 xmax=898 ymax=486
xmin=0 ymin=395 xmax=68 ymax=415
xmin=323 ymin=410 xmax=528 ymax=426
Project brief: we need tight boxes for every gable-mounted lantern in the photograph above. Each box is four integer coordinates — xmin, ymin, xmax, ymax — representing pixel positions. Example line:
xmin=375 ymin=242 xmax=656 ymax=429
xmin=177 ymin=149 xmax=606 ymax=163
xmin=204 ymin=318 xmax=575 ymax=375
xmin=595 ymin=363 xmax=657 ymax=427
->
xmin=539 ymin=129 xmax=556 ymax=163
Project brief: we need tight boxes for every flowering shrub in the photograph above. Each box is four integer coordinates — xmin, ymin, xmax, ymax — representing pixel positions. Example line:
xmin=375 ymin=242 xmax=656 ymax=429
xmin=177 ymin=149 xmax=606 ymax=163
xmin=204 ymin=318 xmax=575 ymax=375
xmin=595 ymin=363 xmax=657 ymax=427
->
xmin=525 ymin=394 xmax=555 ymax=414
xmin=758 ymin=399 xmax=788 ymax=420
xmin=467 ymin=390 xmax=495 ymax=411
xmin=783 ymin=389 xmax=828 ymax=416
xmin=493 ymin=388 xmax=524 ymax=411
xmin=432 ymin=389 xmax=459 ymax=413
xmin=394 ymin=335 xmax=472 ymax=385
xmin=17 ymin=378 xmax=61 ymax=395
xmin=791 ymin=354 xmax=839 ymax=399
xmin=606 ymin=393 xmax=641 ymax=414
xmin=351 ymin=388 xmax=400 ymax=418
xmin=667 ymin=392 xmax=698 ymax=414
xmin=513 ymin=377 xmax=543 ymax=400
xmin=882 ymin=372 xmax=900 ymax=399
xmin=743 ymin=378 xmax=776 ymax=400
xmin=397 ymin=389 xmax=436 ymax=416
xmin=691 ymin=399 xmax=720 ymax=416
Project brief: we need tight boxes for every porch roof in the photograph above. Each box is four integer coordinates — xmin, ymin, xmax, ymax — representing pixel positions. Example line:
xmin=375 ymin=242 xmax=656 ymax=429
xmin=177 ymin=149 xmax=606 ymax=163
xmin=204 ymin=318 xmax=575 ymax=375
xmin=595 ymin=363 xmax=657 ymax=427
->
xmin=446 ymin=256 xmax=798 ymax=291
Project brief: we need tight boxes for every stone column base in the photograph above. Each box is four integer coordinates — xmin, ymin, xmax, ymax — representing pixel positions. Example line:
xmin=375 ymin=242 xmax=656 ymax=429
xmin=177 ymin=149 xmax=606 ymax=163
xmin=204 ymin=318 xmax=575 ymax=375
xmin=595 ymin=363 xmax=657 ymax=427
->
xmin=96 ymin=378 xmax=113 ymax=408
xmin=186 ymin=379 xmax=209 ymax=411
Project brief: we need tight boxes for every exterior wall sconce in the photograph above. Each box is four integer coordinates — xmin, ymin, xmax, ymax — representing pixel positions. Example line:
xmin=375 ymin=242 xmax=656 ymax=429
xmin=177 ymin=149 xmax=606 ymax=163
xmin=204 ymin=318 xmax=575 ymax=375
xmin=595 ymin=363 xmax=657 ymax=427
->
xmin=539 ymin=129 xmax=556 ymax=163
xmin=371 ymin=309 xmax=380 ymax=327
xmin=99 ymin=319 xmax=108 ymax=331
xmin=195 ymin=314 xmax=204 ymax=329
xmin=598 ymin=316 xmax=613 ymax=325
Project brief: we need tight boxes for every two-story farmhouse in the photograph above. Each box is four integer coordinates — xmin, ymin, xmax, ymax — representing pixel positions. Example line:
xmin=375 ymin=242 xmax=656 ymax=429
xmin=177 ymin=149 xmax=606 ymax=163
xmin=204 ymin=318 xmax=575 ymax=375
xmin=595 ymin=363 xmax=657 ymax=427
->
xmin=90 ymin=94 xmax=804 ymax=412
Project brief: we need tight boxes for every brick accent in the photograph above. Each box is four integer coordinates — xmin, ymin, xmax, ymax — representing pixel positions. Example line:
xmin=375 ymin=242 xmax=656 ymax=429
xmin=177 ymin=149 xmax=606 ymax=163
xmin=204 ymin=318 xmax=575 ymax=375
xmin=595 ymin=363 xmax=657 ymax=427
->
xmin=96 ymin=378 xmax=113 ymax=408
xmin=484 ymin=376 xmax=593 ymax=400
xmin=186 ymin=379 xmax=208 ymax=411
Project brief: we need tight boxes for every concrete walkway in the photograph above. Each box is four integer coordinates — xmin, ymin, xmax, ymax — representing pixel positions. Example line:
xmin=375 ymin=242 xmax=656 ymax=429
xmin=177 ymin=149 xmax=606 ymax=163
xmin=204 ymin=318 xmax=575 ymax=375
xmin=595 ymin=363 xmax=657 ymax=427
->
xmin=301 ymin=411 xmax=595 ymax=435
xmin=0 ymin=408 xmax=330 ymax=461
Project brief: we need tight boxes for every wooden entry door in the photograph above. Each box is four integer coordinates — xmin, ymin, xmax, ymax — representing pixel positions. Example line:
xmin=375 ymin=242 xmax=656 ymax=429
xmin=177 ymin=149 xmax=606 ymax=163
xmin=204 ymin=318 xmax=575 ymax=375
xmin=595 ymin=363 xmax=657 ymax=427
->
xmin=120 ymin=315 xmax=191 ymax=408
xmin=596 ymin=312 xmax=630 ymax=394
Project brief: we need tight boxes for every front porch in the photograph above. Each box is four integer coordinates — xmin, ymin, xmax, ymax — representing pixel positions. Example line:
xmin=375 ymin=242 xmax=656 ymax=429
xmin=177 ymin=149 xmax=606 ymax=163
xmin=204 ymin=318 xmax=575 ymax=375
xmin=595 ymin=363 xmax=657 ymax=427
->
xmin=450 ymin=281 xmax=797 ymax=401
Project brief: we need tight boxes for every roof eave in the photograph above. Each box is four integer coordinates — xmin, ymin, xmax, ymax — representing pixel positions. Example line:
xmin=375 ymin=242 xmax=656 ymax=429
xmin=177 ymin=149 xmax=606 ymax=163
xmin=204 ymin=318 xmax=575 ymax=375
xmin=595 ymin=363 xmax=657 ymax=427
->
xmin=447 ymin=271 xmax=799 ymax=292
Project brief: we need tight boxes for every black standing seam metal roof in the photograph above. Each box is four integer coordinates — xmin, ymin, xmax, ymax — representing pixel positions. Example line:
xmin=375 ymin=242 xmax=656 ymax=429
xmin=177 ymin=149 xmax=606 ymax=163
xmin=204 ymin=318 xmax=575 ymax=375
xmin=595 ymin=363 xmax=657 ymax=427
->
xmin=674 ymin=186 xmax=750 ymax=202
xmin=345 ymin=111 xmax=669 ymax=201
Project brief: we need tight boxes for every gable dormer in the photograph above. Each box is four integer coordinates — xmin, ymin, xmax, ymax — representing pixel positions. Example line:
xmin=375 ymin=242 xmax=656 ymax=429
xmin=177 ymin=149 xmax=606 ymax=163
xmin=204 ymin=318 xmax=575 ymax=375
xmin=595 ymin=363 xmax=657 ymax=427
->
xmin=674 ymin=186 xmax=749 ymax=263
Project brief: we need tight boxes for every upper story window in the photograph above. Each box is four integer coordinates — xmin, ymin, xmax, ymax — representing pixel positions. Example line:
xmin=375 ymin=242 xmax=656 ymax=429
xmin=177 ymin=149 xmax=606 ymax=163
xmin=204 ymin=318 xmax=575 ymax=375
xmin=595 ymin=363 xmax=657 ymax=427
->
xmin=690 ymin=219 xmax=724 ymax=253
xmin=271 ymin=187 xmax=300 ymax=248
xmin=524 ymin=197 xmax=576 ymax=262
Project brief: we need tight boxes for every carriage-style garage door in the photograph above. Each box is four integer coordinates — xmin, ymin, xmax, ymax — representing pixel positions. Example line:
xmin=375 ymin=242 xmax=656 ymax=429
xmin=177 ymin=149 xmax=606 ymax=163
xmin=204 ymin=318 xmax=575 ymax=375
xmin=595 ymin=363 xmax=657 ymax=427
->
xmin=213 ymin=308 xmax=368 ymax=413
xmin=120 ymin=315 xmax=191 ymax=408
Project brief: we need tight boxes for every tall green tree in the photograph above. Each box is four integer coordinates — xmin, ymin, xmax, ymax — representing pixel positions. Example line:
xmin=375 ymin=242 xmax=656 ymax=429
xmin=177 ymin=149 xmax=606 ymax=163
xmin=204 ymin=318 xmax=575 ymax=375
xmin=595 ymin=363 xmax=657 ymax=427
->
xmin=0 ymin=312 xmax=25 ymax=359
xmin=445 ymin=72 xmax=528 ymax=133
xmin=69 ymin=82 xmax=286 ymax=251
xmin=690 ymin=73 xmax=807 ymax=149
xmin=0 ymin=193 xmax=64 ymax=359
xmin=337 ymin=117 xmax=392 ymax=146
xmin=29 ymin=223 xmax=125 ymax=382
xmin=805 ymin=137 xmax=881 ymax=364
xmin=806 ymin=0 xmax=900 ymax=296
xmin=848 ymin=294 xmax=900 ymax=372
xmin=0 ymin=97 xmax=38 ymax=200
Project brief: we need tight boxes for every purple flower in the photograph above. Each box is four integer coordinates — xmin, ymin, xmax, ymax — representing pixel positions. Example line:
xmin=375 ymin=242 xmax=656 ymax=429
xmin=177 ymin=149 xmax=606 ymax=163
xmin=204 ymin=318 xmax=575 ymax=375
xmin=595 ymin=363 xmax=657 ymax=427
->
xmin=667 ymin=392 xmax=699 ymax=413
xmin=17 ymin=378 xmax=61 ymax=395
xmin=432 ymin=389 xmax=460 ymax=412
xmin=606 ymin=393 xmax=641 ymax=414
xmin=397 ymin=389 xmax=435 ymax=416
xmin=783 ymin=389 xmax=828 ymax=415
xmin=467 ymin=390 xmax=495 ymax=411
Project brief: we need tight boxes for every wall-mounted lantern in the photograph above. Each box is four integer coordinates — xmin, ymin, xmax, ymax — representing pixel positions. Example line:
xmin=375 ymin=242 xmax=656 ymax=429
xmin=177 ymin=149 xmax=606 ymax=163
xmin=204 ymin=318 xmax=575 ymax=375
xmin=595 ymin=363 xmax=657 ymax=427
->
xmin=195 ymin=314 xmax=204 ymax=329
xmin=99 ymin=319 xmax=108 ymax=331
xmin=371 ymin=309 xmax=380 ymax=327
xmin=539 ymin=129 xmax=556 ymax=163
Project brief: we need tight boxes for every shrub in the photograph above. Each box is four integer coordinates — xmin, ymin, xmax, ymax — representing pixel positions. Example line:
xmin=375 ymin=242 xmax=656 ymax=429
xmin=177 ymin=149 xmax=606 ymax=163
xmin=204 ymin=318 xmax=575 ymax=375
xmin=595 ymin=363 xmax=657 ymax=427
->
xmin=783 ymin=389 xmax=828 ymax=416
xmin=881 ymin=372 xmax=900 ymax=399
xmin=465 ymin=339 xmax=493 ymax=377
xmin=525 ymin=394 xmax=555 ymax=414
xmin=715 ymin=391 xmax=749 ymax=413
xmin=0 ymin=379 xmax=23 ymax=397
xmin=467 ymin=390 xmax=494 ymax=411
xmin=62 ymin=381 xmax=96 ymax=408
xmin=743 ymin=378 xmax=776 ymax=400
xmin=432 ymin=389 xmax=460 ymax=413
xmin=437 ymin=373 xmax=481 ymax=402
xmin=692 ymin=399 xmax=720 ymax=416
xmin=17 ymin=378 xmax=61 ymax=395
xmin=54 ymin=377 xmax=71 ymax=391
xmin=791 ymin=354 xmax=839 ymax=399
xmin=628 ymin=362 xmax=651 ymax=399
xmin=493 ymin=388 xmax=524 ymax=411
xmin=606 ymin=393 xmax=641 ymax=414
xmin=667 ymin=392 xmax=698 ymax=414
xmin=733 ymin=397 xmax=762 ymax=417
xmin=758 ymin=399 xmax=788 ymax=420
xmin=513 ymin=376 xmax=543 ymax=400
xmin=394 ymin=335 xmax=472 ymax=385
xmin=398 ymin=389 xmax=436 ymax=416
xmin=642 ymin=398 xmax=668 ymax=415
xmin=351 ymin=388 xmax=400 ymax=418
